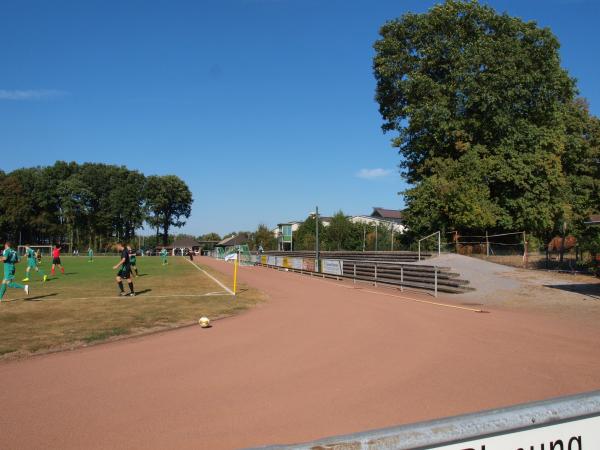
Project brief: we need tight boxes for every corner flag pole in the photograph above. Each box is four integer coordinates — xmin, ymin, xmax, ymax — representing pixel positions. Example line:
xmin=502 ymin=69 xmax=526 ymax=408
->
xmin=233 ymin=250 xmax=239 ymax=296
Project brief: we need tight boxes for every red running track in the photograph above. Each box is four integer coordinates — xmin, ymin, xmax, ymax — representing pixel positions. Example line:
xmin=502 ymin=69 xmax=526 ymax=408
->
xmin=0 ymin=256 xmax=599 ymax=449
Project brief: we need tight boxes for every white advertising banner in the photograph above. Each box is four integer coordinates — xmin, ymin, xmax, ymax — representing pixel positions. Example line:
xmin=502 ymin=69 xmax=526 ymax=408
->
xmin=267 ymin=255 xmax=277 ymax=266
xmin=276 ymin=256 xmax=284 ymax=267
xmin=432 ymin=415 xmax=599 ymax=450
xmin=322 ymin=259 xmax=343 ymax=276
xmin=290 ymin=257 xmax=303 ymax=270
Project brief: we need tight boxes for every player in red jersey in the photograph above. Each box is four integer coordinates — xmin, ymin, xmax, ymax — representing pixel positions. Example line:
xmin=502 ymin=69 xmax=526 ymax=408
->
xmin=51 ymin=244 xmax=65 ymax=276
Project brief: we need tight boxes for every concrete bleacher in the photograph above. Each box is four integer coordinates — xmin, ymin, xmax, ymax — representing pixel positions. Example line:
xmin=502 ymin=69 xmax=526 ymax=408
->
xmin=260 ymin=251 xmax=472 ymax=294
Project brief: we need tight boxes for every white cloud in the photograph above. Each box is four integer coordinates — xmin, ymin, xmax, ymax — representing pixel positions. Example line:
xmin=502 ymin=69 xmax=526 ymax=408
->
xmin=0 ymin=89 xmax=66 ymax=100
xmin=356 ymin=168 xmax=393 ymax=180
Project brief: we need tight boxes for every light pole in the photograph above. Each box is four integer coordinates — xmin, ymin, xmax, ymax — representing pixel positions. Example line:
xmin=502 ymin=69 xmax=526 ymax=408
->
xmin=315 ymin=206 xmax=320 ymax=272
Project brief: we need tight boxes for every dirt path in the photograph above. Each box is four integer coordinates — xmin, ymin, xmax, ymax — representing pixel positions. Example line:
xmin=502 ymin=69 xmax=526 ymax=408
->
xmin=418 ymin=253 xmax=600 ymax=322
xmin=1 ymin=256 xmax=599 ymax=450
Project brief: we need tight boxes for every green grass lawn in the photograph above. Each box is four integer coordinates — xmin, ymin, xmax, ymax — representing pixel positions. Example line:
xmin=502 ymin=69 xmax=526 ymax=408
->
xmin=0 ymin=256 xmax=263 ymax=358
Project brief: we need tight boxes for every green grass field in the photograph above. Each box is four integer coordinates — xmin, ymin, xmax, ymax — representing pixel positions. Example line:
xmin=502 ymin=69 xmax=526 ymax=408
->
xmin=0 ymin=256 xmax=263 ymax=358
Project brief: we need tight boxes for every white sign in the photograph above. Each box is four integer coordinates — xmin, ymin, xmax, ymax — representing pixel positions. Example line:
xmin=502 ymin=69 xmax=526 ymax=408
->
xmin=290 ymin=257 xmax=303 ymax=270
xmin=432 ymin=415 xmax=600 ymax=450
xmin=267 ymin=255 xmax=277 ymax=266
xmin=322 ymin=259 xmax=343 ymax=276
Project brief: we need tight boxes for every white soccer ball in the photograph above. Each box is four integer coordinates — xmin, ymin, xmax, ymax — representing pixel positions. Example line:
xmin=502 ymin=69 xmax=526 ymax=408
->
xmin=199 ymin=317 xmax=210 ymax=328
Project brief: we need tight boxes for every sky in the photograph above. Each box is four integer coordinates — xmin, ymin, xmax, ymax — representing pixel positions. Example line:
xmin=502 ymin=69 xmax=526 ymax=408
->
xmin=1 ymin=0 xmax=599 ymax=236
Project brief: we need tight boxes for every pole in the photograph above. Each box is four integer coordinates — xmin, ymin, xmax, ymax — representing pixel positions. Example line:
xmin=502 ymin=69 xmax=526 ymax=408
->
xmin=391 ymin=225 xmax=394 ymax=251
xmin=363 ymin=225 xmax=366 ymax=252
xmin=437 ymin=231 xmax=441 ymax=257
xmin=233 ymin=251 xmax=239 ymax=296
xmin=374 ymin=262 xmax=378 ymax=287
xmin=486 ymin=231 xmax=490 ymax=257
xmin=315 ymin=206 xmax=320 ymax=272
xmin=523 ymin=231 xmax=528 ymax=268
xmin=400 ymin=265 xmax=404 ymax=292
xmin=418 ymin=241 xmax=421 ymax=261
xmin=434 ymin=266 xmax=438 ymax=298
xmin=375 ymin=223 xmax=378 ymax=251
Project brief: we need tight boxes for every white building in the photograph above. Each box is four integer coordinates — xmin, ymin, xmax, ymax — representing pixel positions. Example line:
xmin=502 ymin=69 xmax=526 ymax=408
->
xmin=350 ymin=207 xmax=406 ymax=234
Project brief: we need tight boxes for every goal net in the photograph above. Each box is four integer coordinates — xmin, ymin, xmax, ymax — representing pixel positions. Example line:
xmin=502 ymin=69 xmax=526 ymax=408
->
xmin=224 ymin=245 xmax=253 ymax=266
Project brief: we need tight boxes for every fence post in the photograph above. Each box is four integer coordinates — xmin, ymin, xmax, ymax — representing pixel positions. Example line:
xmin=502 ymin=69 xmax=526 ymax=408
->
xmin=400 ymin=266 xmax=404 ymax=292
xmin=353 ymin=263 xmax=356 ymax=285
xmin=437 ymin=231 xmax=441 ymax=257
xmin=418 ymin=241 xmax=421 ymax=261
xmin=434 ymin=266 xmax=438 ymax=298
xmin=374 ymin=262 xmax=378 ymax=287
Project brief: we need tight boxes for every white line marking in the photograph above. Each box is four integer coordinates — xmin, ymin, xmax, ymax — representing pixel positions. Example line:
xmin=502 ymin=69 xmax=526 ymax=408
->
xmin=2 ymin=292 xmax=231 ymax=303
xmin=184 ymin=258 xmax=235 ymax=295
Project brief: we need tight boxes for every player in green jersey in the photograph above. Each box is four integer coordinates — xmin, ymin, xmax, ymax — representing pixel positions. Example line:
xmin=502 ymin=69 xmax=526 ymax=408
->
xmin=1 ymin=241 xmax=29 ymax=303
xmin=22 ymin=244 xmax=47 ymax=282
xmin=160 ymin=248 xmax=168 ymax=265
xmin=127 ymin=245 xmax=139 ymax=277
xmin=87 ymin=247 xmax=94 ymax=262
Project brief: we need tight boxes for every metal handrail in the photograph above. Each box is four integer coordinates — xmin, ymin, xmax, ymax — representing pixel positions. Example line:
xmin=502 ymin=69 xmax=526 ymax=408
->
xmin=249 ymin=390 xmax=600 ymax=450
xmin=418 ymin=231 xmax=441 ymax=261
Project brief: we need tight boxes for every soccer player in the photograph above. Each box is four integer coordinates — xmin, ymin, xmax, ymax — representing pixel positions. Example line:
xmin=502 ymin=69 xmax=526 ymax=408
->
xmin=113 ymin=242 xmax=135 ymax=297
xmin=1 ymin=242 xmax=29 ymax=303
xmin=160 ymin=247 xmax=168 ymax=265
xmin=87 ymin=247 xmax=94 ymax=263
xmin=127 ymin=245 xmax=138 ymax=277
xmin=51 ymin=244 xmax=65 ymax=276
xmin=22 ymin=244 xmax=47 ymax=282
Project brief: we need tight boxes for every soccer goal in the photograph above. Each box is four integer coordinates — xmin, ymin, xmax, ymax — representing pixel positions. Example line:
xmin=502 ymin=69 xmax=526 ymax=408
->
xmin=17 ymin=245 xmax=53 ymax=257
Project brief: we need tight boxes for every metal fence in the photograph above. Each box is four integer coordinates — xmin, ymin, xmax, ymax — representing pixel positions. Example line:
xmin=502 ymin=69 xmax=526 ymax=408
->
xmin=248 ymin=389 xmax=600 ymax=450
xmin=253 ymin=254 xmax=442 ymax=297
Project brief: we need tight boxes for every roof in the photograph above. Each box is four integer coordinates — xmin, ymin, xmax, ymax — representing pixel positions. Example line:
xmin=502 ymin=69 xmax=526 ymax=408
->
xmin=172 ymin=236 xmax=201 ymax=248
xmin=216 ymin=234 xmax=249 ymax=247
xmin=277 ymin=221 xmax=303 ymax=226
xmin=585 ymin=214 xmax=600 ymax=225
xmin=371 ymin=207 xmax=403 ymax=221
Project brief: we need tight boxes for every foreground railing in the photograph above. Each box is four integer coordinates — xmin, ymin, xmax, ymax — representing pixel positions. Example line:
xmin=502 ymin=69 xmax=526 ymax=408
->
xmin=248 ymin=389 xmax=600 ymax=449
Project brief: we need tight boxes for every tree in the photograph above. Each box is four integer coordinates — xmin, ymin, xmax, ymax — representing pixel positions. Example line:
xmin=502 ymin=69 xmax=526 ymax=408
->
xmin=326 ymin=211 xmax=364 ymax=251
xmin=374 ymin=0 xmax=577 ymax=238
xmin=252 ymin=224 xmax=277 ymax=251
xmin=199 ymin=232 xmax=221 ymax=242
xmin=145 ymin=175 xmax=193 ymax=245
xmin=0 ymin=163 xmax=193 ymax=250
xmin=0 ymin=175 xmax=31 ymax=242
xmin=294 ymin=216 xmax=328 ymax=251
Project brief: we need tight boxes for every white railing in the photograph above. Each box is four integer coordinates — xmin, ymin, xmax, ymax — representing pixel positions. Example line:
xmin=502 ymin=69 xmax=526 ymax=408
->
xmin=418 ymin=231 xmax=441 ymax=261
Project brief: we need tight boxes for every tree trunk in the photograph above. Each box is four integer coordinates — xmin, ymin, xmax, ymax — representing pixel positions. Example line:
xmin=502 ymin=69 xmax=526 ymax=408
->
xmin=162 ymin=222 xmax=169 ymax=246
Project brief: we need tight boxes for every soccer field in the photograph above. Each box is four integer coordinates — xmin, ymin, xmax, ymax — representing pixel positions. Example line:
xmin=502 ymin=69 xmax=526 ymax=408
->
xmin=0 ymin=256 xmax=262 ymax=358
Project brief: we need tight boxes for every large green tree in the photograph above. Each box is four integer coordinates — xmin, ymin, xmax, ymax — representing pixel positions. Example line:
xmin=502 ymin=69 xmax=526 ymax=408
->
xmin=374 ymin=0 xmax=585 ymax=239
xmin=145 ymin=175 xmax=193 ymax=245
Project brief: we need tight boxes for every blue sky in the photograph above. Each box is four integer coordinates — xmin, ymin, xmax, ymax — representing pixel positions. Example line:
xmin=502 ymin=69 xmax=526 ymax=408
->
xmin=1 ymin=0 xmax=598 ymax=236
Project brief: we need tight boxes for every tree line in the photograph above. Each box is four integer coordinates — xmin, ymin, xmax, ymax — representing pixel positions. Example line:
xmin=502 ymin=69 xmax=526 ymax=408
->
xmin=0 ymin=162 xmax=193 ymax=249
xmin=373 ymin=0 xmax=599 ymax=251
